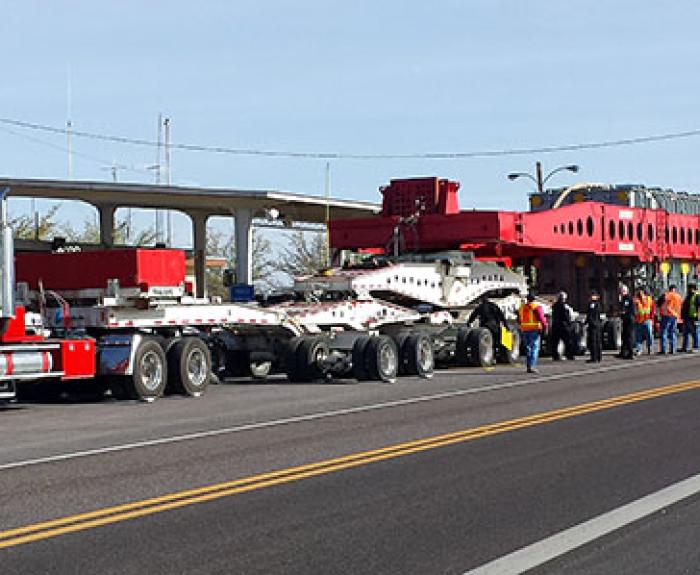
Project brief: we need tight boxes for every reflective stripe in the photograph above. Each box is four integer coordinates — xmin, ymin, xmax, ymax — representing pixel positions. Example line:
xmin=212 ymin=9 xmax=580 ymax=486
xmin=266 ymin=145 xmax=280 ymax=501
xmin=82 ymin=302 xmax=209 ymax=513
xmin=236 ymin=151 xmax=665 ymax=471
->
xmin=634 ymin=295 xmax=652 ymax=323
xmin=519 ymin=303 xmax=541 ymax=331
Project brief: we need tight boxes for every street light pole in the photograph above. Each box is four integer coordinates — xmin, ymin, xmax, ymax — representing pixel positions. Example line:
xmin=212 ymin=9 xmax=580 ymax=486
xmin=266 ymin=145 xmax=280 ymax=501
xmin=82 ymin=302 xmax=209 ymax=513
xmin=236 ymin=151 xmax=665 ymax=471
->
xmin=508 ymin=162 xmax=579 ymax=193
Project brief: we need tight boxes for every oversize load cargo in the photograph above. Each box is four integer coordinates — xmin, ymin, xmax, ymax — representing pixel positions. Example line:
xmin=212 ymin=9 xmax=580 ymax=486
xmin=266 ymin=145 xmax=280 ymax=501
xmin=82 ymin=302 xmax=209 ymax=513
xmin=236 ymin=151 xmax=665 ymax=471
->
xmin=15 ymin=248 xmax=186 ymax=290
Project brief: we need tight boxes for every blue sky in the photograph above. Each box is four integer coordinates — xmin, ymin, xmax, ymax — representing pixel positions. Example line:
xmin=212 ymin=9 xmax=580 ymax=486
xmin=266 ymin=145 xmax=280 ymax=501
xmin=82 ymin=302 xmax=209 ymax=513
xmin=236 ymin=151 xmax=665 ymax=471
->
xmin=1 ymin=0 xmax=699 ymax=244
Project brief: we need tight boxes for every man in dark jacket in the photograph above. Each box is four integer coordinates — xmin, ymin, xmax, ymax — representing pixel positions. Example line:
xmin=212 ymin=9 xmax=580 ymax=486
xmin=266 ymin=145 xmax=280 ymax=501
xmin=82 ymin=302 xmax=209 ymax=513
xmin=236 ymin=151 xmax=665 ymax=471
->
xmin=617 ymin=284 xmax=635 ymax=359
xmin=681 ymin=283 xmax=700 ymax=352
xmin=467 ymin=294 xmax=508 ymax=353
xmin=550 ymin=291 xmax=575 ymax=360
xmin=586 ymin=290 xmax=603 ymax=363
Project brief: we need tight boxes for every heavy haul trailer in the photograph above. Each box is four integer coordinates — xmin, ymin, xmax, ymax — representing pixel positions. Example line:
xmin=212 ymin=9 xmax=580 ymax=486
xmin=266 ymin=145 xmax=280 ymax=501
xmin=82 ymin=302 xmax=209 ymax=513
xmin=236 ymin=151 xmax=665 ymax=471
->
xmin=269 ymin=250 xmax=528 ymax=383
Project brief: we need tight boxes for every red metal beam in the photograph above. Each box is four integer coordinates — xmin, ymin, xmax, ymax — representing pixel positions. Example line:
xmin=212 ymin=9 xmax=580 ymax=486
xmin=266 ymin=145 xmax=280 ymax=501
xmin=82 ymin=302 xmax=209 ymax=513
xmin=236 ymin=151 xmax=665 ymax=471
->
xmin=330 ymin=201 xmax=700 ymax=263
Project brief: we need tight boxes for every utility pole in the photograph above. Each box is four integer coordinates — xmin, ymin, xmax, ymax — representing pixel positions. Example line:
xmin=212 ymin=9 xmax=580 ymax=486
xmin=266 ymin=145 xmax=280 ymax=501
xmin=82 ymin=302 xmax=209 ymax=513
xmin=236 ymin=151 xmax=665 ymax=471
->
xmin=536 ymin=161 xmax=544 ymax=194
xmin=164 ymin=117 xmax=172 ymax=246
xmin=66 ymin=68 xmax=73 ymax=179
xmin=154 ymin=113 xmax=164 ymax=244
xmin=324 ymin=162 xmax=331 ymax=267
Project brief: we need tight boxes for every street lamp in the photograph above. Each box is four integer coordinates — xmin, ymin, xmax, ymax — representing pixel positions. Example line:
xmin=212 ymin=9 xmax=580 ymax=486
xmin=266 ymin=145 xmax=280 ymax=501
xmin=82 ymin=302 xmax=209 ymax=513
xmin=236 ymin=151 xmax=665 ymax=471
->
xmin=507 ymin=161 xmax=579 ymax=193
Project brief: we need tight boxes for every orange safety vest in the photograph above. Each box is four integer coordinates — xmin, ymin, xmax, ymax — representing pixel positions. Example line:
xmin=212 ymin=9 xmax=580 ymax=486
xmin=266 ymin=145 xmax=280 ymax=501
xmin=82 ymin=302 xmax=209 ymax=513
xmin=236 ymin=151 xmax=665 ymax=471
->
xmin=519 ymin=302 xmax=542 ymax=331
xmin=661 ymin=291 xmax=682 ymax=318
xmin=634 ymin=295 xmax=652 ymax=323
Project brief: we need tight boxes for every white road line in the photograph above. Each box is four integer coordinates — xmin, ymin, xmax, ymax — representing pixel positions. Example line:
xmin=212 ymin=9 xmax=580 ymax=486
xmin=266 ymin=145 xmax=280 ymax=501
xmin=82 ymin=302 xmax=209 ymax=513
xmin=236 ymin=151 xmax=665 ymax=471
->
xmin=464 ymin=471 xmax=700 ymax=575
xmin=0 ymin=355 xmax=694 ymax=471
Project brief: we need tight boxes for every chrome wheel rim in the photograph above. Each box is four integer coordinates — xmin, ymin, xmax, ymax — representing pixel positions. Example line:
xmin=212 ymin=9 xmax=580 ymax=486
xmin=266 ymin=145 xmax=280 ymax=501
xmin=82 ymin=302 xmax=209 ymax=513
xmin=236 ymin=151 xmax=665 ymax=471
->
xmin=139 ymin=351 xmax=163 ymax=392
xmin=186 ymin=348 xmax=208 ymax=388
xmin=418 ymin=338 xmax=434 ymax=371
xmin=379 ymin=343 xmax=397 ymax=375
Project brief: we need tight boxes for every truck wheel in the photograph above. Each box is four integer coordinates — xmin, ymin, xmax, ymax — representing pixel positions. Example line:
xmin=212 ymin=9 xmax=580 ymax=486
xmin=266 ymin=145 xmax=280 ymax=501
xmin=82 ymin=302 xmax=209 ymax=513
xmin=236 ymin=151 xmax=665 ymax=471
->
xmin=249 ymin=360 xmax=272 ymax=379
xmin=168 ymin=337 xmax=211 ymax=397
xmin=497 ymin=328 xmax=521 ymax=364
xmin=352 ymin=335 xmax=372 ymax=381
xmin=467 ymin=328 xmax=494 ymax=367
xmin=284 ymin=338 xmax=305 ymax=382
xmin=603 ymin=318 xmax=622 ymax=350
xmin=296 ymin=336 xmax=330 ymax=382
xmin=127 ymin=337 xmax=167 ymax=401
xmin=574 ymin=321 xmax=588 ymax=354
xmin=455 ymin=327 xmax=473 ymax=367
xmin=364 ymin=335 xmax=398 ymax=383
xmin=400 ymin=333 xmax=434 ymax=378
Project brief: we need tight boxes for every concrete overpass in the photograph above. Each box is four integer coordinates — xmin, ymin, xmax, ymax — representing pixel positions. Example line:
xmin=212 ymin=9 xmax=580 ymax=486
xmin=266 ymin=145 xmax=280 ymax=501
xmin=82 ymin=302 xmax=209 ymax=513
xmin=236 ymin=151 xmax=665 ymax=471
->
xmin=0 ymin=177 xmax=380 ymax=297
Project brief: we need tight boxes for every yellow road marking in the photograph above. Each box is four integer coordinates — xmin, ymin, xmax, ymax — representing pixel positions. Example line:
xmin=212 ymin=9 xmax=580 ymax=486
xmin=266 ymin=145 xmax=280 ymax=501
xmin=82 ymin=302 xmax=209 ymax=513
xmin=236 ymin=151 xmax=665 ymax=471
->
xmin=3 ymin=378 xmax=700 ymax=550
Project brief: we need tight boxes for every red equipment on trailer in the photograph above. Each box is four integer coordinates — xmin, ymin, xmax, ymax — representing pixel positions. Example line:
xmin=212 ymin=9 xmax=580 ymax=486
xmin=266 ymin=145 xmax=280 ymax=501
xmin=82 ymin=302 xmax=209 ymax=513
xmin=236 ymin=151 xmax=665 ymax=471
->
xmin=330 ymin=177 xmax=700 ymax=311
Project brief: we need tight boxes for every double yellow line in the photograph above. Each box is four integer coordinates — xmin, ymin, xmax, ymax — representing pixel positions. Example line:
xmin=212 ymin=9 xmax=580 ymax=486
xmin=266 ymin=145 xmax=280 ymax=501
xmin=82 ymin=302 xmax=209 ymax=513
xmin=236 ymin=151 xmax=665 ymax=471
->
xmin=3 ymin=378 xmax=700 ymax=550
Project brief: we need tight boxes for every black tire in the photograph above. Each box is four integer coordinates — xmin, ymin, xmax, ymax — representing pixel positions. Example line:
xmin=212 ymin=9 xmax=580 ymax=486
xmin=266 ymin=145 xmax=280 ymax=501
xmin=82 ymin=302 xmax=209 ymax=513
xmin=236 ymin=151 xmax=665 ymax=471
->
xmin=126 ymin=337 xmax=167 ymax=401
xmin=400 ymin=333 xmax=435 ymax=378
xmin=284 ymin=337 xmax=305 ymax=382
xmin=466 ymin=327 xmax=495 ymax=367
xmin=167 ymin=337 xmax=211 ymax=397
xmin=295 ymin=336 xmax=330 ymax=382
xmin=497 ymin=328 xmax=521 ymax=364
xmin=455 ymin=326 xmax=473 ymax=367
xmin=249 ymin=360 xmax=272 ymax=379
xmin=572 ymin=321 xmax=587 ymax=354
xmin=352 ymin=335 xmax=373 ymax=381
xmin=603 ymin=318 xmax=622 ymax=350
xmin=364 ymin=335 xmax=398 ymax=383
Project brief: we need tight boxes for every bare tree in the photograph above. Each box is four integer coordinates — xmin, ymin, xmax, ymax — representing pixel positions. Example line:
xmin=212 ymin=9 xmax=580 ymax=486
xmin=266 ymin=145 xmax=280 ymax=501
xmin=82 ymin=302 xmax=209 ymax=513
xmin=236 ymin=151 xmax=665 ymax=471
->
xmin=60 ymin=218 xmax=156 ymax=246
xmin=274 ymin=230 xmax=328 ymax=280
xmin=10 ymin=205 xmax=61 ymax=240
xmin=205 ymin=228 xmax=275 ymax=298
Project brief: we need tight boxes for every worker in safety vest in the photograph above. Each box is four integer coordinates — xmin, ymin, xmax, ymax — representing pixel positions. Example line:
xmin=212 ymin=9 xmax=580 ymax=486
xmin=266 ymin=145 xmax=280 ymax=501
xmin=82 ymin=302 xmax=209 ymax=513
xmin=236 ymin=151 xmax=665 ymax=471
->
xmin=659 ymin=284 xmax=682 ymax=354
xmin=681 ymin=283 xmax=700 ymax=352
xmin=633 ymin=287 xmax=654 ymax=355
xmin=518 ymin=291 xmax=548 ymax=374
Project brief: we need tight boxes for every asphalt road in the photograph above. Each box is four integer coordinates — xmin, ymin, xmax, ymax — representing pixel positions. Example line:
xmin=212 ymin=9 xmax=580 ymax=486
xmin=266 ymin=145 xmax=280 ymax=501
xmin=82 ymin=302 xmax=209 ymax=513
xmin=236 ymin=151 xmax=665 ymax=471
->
xmin=2 ymin=352 xmax=700 ymax=574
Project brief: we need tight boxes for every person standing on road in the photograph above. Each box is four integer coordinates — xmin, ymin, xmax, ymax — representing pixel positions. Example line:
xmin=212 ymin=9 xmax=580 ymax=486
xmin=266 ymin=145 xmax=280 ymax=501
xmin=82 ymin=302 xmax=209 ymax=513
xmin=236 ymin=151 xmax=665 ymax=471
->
xmin=518 ymin=292 xmax=548 ymax=374
xmin=659 ymin=284 xmax=682 ymax=354
xmin=550 ymin=291 xmax=575 ymax=361
xmin=586 ymin=290 xmax=603 ymax=363
xmin=633 ymin=287 xmax=654 ymax=355
xmin=467 ymin=294 xmax=508 ymax=358
xmin=617 ymin=284 xmax=635 ymax=359
xmin=681 ymin=283 xmax=700 ymax=352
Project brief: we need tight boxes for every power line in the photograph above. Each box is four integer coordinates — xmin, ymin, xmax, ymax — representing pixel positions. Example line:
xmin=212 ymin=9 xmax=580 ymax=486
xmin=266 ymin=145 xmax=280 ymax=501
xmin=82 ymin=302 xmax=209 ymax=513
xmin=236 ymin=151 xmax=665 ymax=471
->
xmin=1 ymin=116 xmax=700 ymax=160
xmin=0 ymin=122 xmax=153 ymax=176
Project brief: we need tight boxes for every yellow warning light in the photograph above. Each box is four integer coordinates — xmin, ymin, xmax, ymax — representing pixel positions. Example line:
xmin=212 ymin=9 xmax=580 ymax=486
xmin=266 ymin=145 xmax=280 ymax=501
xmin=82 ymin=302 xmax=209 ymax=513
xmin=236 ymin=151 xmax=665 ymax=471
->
xmin=530 ymin=195 xmax=543 ymax=208
xmin=575 ymin=255 xmax=587 ymax=268
xmin=573 ymin=192 xmax=586 ymax=203
xmin=681 ymin=262 xmax=690 ymax=275
xmin=660 ymin=261 xmax=671 ymax=276
xmin=617 ymin=191 xmax=629 ymax=202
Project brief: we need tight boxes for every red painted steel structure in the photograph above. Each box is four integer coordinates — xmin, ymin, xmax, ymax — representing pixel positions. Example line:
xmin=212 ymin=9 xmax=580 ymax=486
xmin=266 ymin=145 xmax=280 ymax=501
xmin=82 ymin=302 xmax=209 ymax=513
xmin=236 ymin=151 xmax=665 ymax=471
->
xmin=330 ymin=177 xmax=700 ymax=264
